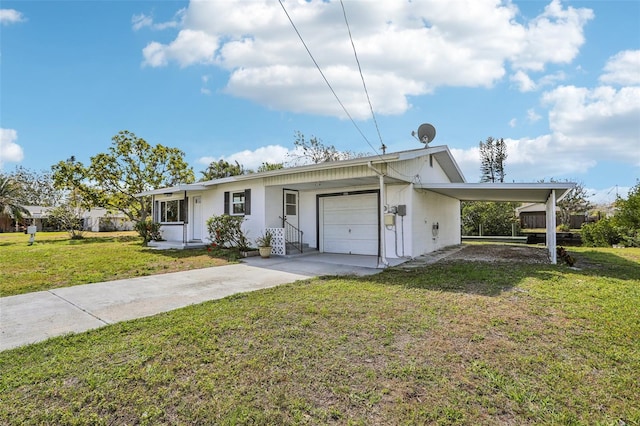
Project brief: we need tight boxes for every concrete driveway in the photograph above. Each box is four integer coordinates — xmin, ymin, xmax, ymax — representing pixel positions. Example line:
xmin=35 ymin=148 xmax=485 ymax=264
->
xmin=1 ymin=253 xmax=403 ymax=351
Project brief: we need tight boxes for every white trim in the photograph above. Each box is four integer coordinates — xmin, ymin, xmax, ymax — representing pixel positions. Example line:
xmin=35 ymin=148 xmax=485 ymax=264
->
xmin=546 ymin=190 xmax=557 ymax=264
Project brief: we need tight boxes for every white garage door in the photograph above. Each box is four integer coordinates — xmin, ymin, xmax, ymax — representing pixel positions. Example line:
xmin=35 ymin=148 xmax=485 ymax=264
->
xmin=321 ymin=193 xmax=378 ymax=255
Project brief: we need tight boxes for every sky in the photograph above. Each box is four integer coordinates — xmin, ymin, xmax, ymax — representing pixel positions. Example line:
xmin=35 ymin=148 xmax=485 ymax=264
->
xmin=1 ymin=0 xmax=638 ymax=205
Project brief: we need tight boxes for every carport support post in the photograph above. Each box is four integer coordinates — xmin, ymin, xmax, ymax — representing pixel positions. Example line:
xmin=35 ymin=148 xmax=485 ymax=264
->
xmin=378 ymin=174 xmax=389 ymax=267
xmin=546 ymin=190 xmax=557 ymax=264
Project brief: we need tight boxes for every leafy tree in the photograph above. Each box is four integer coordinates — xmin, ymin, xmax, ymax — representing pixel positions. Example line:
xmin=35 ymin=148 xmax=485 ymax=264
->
xmin=52 ymin=131 xmax=195 ymax=224
xmin=461 ymin=201 xmax=519 ymax=236
xmin=47 ymin=204 xmax=84 ymax=239
xmin=0 ymin=174 xmax=29 ymax=220
xmin=556 ymin=180 xmax=592 ymax=228
xmin=7 ymin=166 xmax=63 ymax=207
xmin=287 ymin=131 xmax=358 ymax=166
xmin=614 ymin=180 xmax=640 ymax=231
xmin=479 ymin=136 xmax=507 ymax=183
xmin=200 ymin=159 xmax=245 ymax=181
xmin=612 ymin=180 xmax=640 ymax=246
xmin=461 ymin=136 xmax=514 ymax=235
xmin=580 ymin=180 xmax=640 ymax=247
xmin=256 ymin=162 xmax=284 ymax=173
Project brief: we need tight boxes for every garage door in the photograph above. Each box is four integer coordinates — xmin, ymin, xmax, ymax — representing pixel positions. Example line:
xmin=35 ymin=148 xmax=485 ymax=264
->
xmin=321 ymin=193 xmax=378 ymax=255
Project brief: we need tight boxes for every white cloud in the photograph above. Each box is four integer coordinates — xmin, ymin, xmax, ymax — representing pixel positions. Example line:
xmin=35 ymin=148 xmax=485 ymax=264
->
xmin=527 ymin=109 xmax=542 ymax=122
xmin=140 ymin=0 xmax=594 ymax=118
xmin=511 ymin=0 xmax=593 ymax=71
xmin=198 ymin=145 xmax=291 ymax=171
xmin=143 ymin=29 xmax=218 ymax=68
xmin=0 ymin=128 xmax=24 ymax=169
xmin=600 ymin=50 xmax=640 ymax=86
xmin=451 ymin=81 xmax=640 ymax=182
xmin=509 ymin=118 xmax=517 ymax=128
xmin=511 ymin=70 xmax=536 ymax=92
xmin=0 ymin=9 xmax=25 ymax=25
xmin=132 ymin=14 xmax=153 ymax=31
xmin=542 ymin=85 xmax=640 ymax=165
xmin=132 ymin=10 xmax=184 ymax=31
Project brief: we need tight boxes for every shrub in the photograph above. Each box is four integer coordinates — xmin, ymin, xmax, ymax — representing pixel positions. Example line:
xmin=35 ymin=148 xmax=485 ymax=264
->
xmin=556 ymin=223 xmax=570 ymax=232
xmin=581 ymin=218 xmax=620 ymax=247
xmin=135 ymin=219 xmax=163 ymax=246
xmin=206 ymin=214 xmax=250 ymax=250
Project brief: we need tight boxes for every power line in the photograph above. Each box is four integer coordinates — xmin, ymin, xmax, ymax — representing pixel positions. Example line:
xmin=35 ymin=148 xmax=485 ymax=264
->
xmin=339 ymin=0 xmax=386 ymax=154
xmin=277 ymin=0 xmax=379 ymax=156
xmin=278 ymin=0 xmax=419 ymax=182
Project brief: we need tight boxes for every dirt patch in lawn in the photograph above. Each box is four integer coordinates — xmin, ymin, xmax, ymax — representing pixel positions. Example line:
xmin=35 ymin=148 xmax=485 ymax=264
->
xmin=443 ymin=244 xmax=550 ymax=264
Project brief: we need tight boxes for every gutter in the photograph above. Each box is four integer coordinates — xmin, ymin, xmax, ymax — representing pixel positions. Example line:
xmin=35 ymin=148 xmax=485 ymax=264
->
xmin=367 ymin=162 xmax=389 ymax=268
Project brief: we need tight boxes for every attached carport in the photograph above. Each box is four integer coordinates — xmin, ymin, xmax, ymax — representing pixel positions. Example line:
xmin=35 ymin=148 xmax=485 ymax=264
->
xmin=415 ymin=182 xmax=576 ymax=264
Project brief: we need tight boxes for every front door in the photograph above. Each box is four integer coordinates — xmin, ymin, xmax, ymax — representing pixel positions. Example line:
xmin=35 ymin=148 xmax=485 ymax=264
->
xmin=283 ymin=189 xmax=299 ymax=236
xmin=192 ymin=196 xmax=202 ymax=240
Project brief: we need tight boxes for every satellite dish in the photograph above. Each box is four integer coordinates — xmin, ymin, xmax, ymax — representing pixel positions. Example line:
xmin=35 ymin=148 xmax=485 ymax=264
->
xmin=417 ymin=123 xmax=436 ymax=144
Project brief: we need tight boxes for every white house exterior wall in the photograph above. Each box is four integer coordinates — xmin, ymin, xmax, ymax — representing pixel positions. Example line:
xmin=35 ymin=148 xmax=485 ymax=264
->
xmin=411 ymin=189 xmax=461 ymax=256
xmin=201 ymin=182 xmax=268 ymax=247
xmin=386 ymin=154 xmax=452 ymax=185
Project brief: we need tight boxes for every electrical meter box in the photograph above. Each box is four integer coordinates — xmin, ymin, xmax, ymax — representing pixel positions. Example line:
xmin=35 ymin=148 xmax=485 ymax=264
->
xmin=397 ymin=205 xmax=407 ymax=216
xmin=384 ymin=213 xmax=396 ymax=226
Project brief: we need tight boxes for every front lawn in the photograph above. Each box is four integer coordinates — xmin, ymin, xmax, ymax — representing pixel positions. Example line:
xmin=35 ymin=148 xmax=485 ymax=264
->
xmin=0 ymin=246 xmax=638 ymax=424
xmin=0 ymin=231 xmax=227 ymax=296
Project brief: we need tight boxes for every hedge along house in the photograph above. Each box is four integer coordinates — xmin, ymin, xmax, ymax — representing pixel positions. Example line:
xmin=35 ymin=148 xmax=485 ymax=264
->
xmin=137 ymin=145 xmax=574 ymax=264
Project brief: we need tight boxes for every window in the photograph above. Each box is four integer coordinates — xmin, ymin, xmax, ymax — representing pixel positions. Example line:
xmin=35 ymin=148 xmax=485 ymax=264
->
xmin=157 ymin=199 xmax=186 ymax=222
xmin=232 ymin=192 xmax=245 ymax=214
xmin=224 ymin=189 xmax=251 ymax=216
xmin=285 ymin=192 xmax=297 ymax=215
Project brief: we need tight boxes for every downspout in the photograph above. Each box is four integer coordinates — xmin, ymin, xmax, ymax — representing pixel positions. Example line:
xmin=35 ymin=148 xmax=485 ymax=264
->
xmin=183 ymin=190 xmax=188 ymax=246
xmin=367 ymin=162 xmax=389 ymax=267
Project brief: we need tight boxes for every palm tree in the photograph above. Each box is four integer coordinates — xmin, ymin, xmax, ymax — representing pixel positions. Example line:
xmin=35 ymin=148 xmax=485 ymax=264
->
xmin=0 ymin=175 xmax=29 ymax=221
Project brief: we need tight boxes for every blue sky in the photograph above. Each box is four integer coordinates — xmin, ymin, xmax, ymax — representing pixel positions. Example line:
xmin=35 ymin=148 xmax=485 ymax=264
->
xmin=1 ymin=0 xmax=638 ymax=204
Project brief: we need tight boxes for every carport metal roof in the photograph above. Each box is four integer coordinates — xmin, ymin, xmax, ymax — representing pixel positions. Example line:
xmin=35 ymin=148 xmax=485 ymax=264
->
xmin=415 ymin=182 xmax=575 ymax=203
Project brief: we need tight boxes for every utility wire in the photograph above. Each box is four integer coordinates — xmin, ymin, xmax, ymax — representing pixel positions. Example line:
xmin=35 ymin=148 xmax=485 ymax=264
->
xmin=339 ymin=0 xmax=386 ymax=154
xmin=277 ymin=0 xmax=379 ymax=156
xmin=279 ymin=0 xmax=420 ymax=182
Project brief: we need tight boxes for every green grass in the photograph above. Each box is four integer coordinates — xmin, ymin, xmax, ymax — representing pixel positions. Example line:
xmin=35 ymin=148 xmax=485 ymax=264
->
xmin=1 ymin=246 xmax=638 ymax=425
xmin=0 ymin=231 xmax=229 ymax=296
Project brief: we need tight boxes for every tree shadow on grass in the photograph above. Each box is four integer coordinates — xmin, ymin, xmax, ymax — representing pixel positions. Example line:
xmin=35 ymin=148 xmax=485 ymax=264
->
xmin=363 ymin=249 xmax=639 ymax=297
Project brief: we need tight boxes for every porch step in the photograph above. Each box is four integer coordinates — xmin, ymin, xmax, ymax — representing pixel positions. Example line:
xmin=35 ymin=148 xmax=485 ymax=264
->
xmin=284 ymin=242 xmax=317 ymax=257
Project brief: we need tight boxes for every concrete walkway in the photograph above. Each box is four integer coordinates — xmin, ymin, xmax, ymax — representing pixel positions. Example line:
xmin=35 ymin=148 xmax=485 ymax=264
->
xmin=1 ymin=253 xmax=408 ymax=352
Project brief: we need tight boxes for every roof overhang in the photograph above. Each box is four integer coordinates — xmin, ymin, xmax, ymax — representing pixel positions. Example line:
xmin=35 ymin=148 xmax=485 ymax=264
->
xmin=136 ymin=184 xmax=207 ymax=197
xmin=416 ymin=182 xmax=575 ymax=203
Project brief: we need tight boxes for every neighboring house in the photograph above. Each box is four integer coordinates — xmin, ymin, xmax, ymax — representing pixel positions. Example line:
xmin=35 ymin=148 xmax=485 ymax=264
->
xmin=517 ymin=203 xmax=588 ymax=229
xmin=0 ymin=205 xmax=132 ymax=232
xmin=81 ymin=208 xmax=134 ymax=232
xmin=16 ymin=206 xmax=54 ymax=232
xmin=138 ymin=145 xmax=574 ymax=264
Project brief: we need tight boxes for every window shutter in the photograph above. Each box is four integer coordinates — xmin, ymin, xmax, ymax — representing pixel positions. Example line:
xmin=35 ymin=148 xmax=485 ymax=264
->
xmin=224 ymin=192 xmax=230 ymax=215
xmin=244 ymin=189 xmax=251 ymax=215
xmin=181 ymin=198 xmax=188 ymax=223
